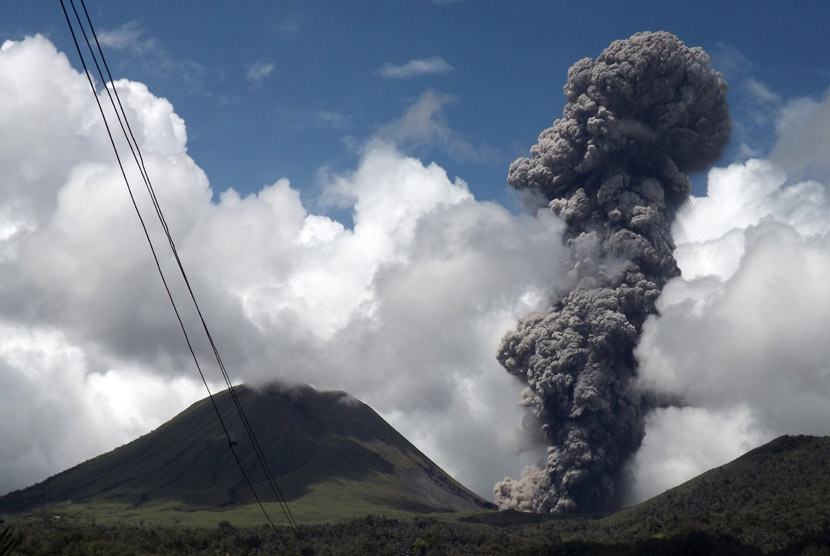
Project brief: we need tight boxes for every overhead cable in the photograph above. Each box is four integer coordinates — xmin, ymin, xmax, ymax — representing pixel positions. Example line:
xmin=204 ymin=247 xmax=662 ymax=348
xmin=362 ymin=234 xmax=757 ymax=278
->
xmin=58 ymin=1 xmax=310 ymax=552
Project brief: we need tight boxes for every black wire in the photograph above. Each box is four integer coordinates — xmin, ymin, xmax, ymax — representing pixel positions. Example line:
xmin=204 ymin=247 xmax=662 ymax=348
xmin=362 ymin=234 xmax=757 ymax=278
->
xmin=58 ymin=1 xmax=310 ymax=550
xmin=70 ymin=2 xmax=308 ymax=546
xmin=73 ymin=4 xmax=308 ymax=535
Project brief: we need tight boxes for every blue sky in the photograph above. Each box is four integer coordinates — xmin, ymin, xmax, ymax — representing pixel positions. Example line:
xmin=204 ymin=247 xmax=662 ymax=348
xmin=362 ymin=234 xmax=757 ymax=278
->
xmin=6 ymin=1 xmax=829 ymax=207
xmin=1 ymin=1 xmax=829 ymax=506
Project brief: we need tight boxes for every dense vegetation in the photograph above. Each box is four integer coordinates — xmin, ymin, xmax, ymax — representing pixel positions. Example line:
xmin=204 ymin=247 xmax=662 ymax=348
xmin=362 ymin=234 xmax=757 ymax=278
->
xmin=3 ymin=513 xmax=829 ymax=555
xmin=607 ymin=435 xmax=830 ymax=550
xmin=0 ymin=524 xmax=19 ymax=556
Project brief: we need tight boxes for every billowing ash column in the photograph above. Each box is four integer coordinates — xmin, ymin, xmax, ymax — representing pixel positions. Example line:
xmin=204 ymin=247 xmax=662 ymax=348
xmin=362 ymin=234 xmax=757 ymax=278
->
xmin=495 ymin=31 xmax=731 ymax=514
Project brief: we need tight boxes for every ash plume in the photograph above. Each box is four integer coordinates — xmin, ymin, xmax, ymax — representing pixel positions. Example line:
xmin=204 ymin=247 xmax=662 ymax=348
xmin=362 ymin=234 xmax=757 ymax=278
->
xmin=494 ymin=31 xmax=731 ymax=514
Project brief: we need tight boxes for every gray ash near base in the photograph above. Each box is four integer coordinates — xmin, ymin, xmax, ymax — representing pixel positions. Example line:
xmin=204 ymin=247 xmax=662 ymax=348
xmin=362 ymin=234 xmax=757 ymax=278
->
xmin=494 ymin=31 xmax=731 ymax=514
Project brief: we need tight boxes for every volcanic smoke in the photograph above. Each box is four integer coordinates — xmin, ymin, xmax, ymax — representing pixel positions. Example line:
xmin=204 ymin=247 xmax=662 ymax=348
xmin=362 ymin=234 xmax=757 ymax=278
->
xmin=494 ymin=31 xmax=731 ymax=514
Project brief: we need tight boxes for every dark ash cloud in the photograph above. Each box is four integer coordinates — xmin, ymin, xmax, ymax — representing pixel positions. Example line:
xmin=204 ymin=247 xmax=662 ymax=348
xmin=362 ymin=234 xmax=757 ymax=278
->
xmin=494 ymin=31 xmax=731 ymax=514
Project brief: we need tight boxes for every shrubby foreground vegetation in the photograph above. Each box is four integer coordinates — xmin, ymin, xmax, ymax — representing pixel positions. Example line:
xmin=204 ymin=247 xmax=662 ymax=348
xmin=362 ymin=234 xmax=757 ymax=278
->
xmin=3 ymin=513 xmax=830 ymax=556
xmin=2 ymin=436 xmax=828 ymax=554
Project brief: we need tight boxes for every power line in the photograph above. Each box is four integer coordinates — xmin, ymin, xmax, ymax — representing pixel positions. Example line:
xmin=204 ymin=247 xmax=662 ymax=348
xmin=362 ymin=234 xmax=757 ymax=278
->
xmin=58 ymin=1 xmax=310 ymax=552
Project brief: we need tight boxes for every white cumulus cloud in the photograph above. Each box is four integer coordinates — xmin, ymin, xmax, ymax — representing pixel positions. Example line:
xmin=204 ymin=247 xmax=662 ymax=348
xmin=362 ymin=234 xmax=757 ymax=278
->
xmin=629 ymin=131 xmax=830 ymax=502
xmin=0 ymin=35 xmax=562 ymax=499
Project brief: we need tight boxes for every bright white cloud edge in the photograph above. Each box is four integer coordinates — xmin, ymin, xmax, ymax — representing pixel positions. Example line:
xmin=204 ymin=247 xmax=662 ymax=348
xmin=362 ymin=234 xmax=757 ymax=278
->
xmin=628 ymin=121 xmax=830 ymax=502
xmin=0 ymin=35 xmax=555 ymax=500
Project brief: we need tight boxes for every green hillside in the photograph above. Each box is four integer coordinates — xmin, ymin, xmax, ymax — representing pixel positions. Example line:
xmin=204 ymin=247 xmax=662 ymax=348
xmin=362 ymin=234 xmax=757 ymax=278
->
xmin=0 ymin=383 xmax=492 ymax=525
xmin=602 ymin=435 xmax=830 ymax=550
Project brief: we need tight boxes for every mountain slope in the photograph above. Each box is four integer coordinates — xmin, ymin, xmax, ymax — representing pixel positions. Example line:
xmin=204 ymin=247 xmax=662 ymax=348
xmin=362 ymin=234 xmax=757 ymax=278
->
xmin=0 ymin=383 xmax=493 ymax=521
xmin=605 ymin=435 xmax=830 ymax=550
xmin=457 ymin=435 xmax=830 ymax=551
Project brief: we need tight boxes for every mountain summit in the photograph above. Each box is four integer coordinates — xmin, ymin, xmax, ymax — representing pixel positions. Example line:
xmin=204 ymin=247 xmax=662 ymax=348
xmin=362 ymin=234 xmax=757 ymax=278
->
xmin=0 ymin=383 xmax=493 ymax=521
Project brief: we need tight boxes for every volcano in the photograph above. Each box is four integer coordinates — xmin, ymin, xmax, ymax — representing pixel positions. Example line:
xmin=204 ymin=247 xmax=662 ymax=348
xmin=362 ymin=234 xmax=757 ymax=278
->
xmin=0 ymin=383 xmax=493 ymax=522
